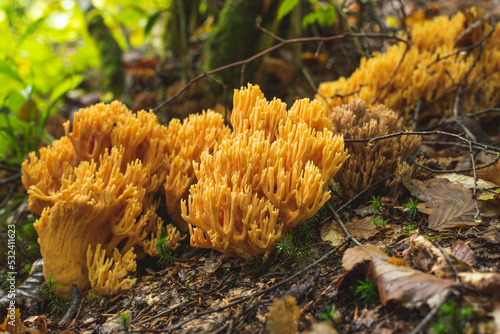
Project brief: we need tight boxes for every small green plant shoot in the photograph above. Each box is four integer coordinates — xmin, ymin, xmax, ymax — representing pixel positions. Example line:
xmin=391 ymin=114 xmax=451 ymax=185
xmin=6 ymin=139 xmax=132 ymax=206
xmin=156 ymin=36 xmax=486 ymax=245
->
xmin=156 ymin=233 xmax=176 ymax=268
xmin=368 ymin=195 xmax=382 ymax=213
xmin=405 ymin=197 xmax=419 ymax=218
xmin=430 ymin=302 xmax=477 ymax=334
xmin=355 ymin=276 xmax=379 ymax=306
xmin=40 ymin=277 xmax=70 ymax=316
xmin=119 ymin=313 xmax=131 ymax=332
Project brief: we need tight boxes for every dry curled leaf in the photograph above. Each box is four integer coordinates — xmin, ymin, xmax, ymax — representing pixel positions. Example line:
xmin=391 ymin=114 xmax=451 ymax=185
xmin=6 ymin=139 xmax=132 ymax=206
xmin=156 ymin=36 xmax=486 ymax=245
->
xmin=342 ymin=244 xmax=389 ymax=272
xmin=320 ymin=221 xmax=345 ymax=247
xmin=345 ymin=216 xmax=380 ymax=240
xmin=450 ymin=240 xmax=476 ymax=264
xmin=368 ymin=257 xmax=455 ymax=307
xmin=403 ymin=235 xmax=473 ymax=279
xmin=436 ymin=174 xmax=498 ymax=190
xmin=458 ymin=272 xmax=500 ymax=293
xmin=321 ymin=217 xmax=379 ymax=246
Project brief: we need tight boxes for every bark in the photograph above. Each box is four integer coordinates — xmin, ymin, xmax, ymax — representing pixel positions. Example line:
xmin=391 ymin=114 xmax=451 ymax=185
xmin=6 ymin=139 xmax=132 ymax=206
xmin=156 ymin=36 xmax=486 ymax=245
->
xmin=203 ymin=0 xmax=264 ymax=92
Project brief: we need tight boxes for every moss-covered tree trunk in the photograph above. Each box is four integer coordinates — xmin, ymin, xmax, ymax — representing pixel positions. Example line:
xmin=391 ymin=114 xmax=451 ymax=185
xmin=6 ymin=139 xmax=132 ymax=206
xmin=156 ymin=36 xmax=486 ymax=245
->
xmin=77 ymin=0 xmax=124 ymax=98
xmin=203 ymin=0 xmax=264 ymax=91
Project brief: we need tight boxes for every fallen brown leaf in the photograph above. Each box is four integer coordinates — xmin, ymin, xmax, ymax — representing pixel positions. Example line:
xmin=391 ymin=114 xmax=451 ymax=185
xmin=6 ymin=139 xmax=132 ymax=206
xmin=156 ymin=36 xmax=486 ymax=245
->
xmin=321 ymin=221 xmax=345 ymax=246
xmin=476 ymin=159 xmax=500 ymax=186
xmin=436 ymin=174 xmax=498 ymax=189
xmin=266 ymin=296 xmax=300 ymax=334
xmin=450 ymin=240 xmax=476 ymax=264
xmin=479 ymin=229 xmax=500 ymax=244
xmin=342 ymin=245 xmax=389 ymax=272
xmin=368 ymin=257 xmax=455 ymax=307
xmin=345 ymin=216 xmax=380 ymax=240
xmin=458 ymin=272 xmax=500 ymax=293
xmin=321 ymin=216 xmax=379 ymax=246
xmin=403 ymin=235 xmax=472 ymax=279
xmin=406 ymin=178 xmax=483 ymax=230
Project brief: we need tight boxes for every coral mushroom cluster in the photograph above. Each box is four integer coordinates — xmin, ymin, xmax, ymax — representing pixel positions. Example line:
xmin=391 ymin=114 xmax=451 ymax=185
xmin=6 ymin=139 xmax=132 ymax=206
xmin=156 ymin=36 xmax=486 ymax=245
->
xmin=22 ymin=85 xmax=351 ymax=296
xmin=22 ymin=102 xmax=227 ymax=297
xmin=328 ymin=99 xmax=421 ymax=198
xmin=318 ymin=8 xmax=500 ymax=120
xmin=181 ymin=84 xmax=349 ymax=259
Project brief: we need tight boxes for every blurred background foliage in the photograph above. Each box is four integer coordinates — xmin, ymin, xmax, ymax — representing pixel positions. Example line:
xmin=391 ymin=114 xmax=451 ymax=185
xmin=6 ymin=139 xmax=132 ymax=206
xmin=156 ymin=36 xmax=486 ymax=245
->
xmin=0 ymin=0 xmax=172 ymax=165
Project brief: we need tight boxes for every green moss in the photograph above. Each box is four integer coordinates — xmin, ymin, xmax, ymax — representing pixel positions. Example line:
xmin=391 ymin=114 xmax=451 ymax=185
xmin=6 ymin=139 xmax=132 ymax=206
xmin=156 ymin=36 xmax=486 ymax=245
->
xmin=87 ymin=12 xmax=124 ymax=97
xmin=204 ymin=0 xmax=264 ymax=90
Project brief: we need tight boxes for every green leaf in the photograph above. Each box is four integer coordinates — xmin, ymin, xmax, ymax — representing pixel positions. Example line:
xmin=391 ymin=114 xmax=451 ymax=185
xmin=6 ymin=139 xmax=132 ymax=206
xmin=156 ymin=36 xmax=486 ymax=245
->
xmin=144 ymin=11 xmax=163 ymax=37
xmin=277 ymin=0 xmax=300 ymax=21
xmin=48 ymin=74 xmax=83 ymax=110
xmin=0 ymin=60 xmax=24 ymax=84
xmin=15 ymin=16 xmax=46 ymax=51
xmin=4 ymin=92 xmax=27 ymax=116
xmin=302 ymin=3 xmax=336 ymax=28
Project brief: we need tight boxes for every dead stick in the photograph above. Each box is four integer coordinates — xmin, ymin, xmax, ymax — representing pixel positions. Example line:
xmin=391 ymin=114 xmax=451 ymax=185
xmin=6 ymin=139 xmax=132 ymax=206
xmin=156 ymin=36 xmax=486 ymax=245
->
xmin=327 ymin=202 xmax=363 ymax=247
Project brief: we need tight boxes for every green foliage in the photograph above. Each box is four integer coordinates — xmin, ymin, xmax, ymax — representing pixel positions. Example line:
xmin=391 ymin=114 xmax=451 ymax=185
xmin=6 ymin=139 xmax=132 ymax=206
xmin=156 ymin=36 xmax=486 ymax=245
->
xmin=0 ymin=270 xmax=15 ymax=291
xmin=370 ymin=216 xmax=388 ymax=229
xmin=405 ymin=197 xmax=419 ymax=218
xmin=156 ymin=233 xmax=176 ymax=268
xmin=278 ymin=0 xmax=337 ymax=27
xmin=275 ymin=220 xmax=315 ymax=262
xmin=378 ymin=217 xmax=388 ymax=229
xmin=355 ymin=276 xmax=379 ymax=306
xmin=21 ymin=217 xmax=41 ymax=257
xmin=405 ymin=223 xmax=416 ymax=236
xmin=119 ymin=313 xmax=131 ymax=332
xmin=277 ymin=0 xmax=300 ymax=21
xmin=430 ymin=302 xmax=477 ymax=334
xmin=247 ymin=255 xmax=264 ymax=274
xmin=317 ymin=304 xmax=338 ymax=322
xmin=368 ymin=195 xmax=382 ymax=213
xmin=40 ymin=277 xmax=70 ymax=316
xmin=302 ymin=1 xmax=336 ymax=28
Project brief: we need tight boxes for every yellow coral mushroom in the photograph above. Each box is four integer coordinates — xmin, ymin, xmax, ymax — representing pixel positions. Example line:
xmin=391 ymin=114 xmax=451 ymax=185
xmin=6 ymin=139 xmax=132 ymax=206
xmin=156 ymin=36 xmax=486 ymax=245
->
xmin=181 ymin=84 xmax=349 ymax=259
xmin=21 ymin=136 xmax=78 ymax=215
xmin=31 ymin=147 xmax=154 ymax=297
xmin=164 ymin=111 xmax=231 ymax=231
xmin=318 ymin=8 xmax=500 ymax=119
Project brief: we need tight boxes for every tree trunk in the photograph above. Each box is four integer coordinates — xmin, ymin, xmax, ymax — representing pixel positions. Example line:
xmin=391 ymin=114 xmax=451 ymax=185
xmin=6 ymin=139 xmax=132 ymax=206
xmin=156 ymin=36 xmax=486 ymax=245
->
xmin=203 ymin=0 xmax=264 ymax=92
xmin=77 ymin=0 xmax=124 ymax=98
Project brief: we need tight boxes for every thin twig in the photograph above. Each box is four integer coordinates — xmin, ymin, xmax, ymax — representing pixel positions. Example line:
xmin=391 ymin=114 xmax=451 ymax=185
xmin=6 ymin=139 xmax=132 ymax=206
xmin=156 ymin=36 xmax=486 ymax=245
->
xmin=344 ymin=130 xmax=500 ymax=153
xmin=59 ymin=284 xmax=82 ymax=326
xmin=453 ymin=26 xmax=493 ymax=117
xmin=410 ymin=153 xmax=500 ymax=174
xmin=337 ymin=176 xmax=392 ymax=214
xmin=468 ymin=142 xmax=481 ymax=220
xmin=0 ymin=172 xmax=21 ymax=185
xmin=134 ymin=301 xmax=196 ymax=326
xmin=466 ymin=107 xmax=500 ymax=118
xmin=153 ymin=30 xmax=407 ymax=113
xmin=372 ymin=43 xmax=409 ymax=105
xmin=412 ymin=100 xmax=421 ymax=131
xmin=327 ymin=202 xmax=363 ymax=247
xmin=410 ymin=289 xmax=453 ymax=334
xmin=433 ymin=242 xmax=460 ymax=282
xmin=159 ymin=240 xmax=348 ymax=333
